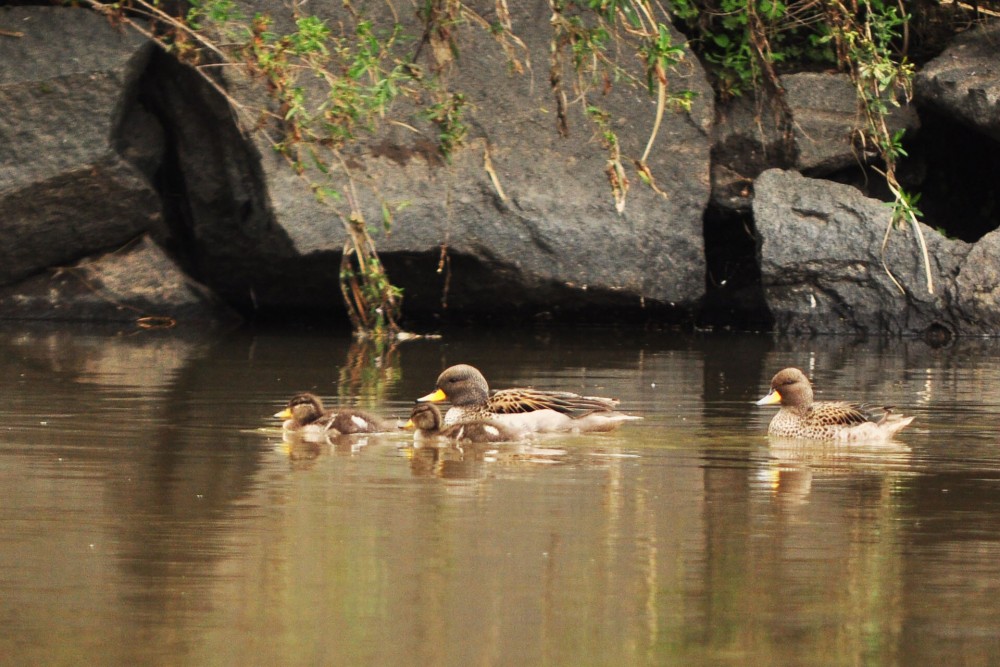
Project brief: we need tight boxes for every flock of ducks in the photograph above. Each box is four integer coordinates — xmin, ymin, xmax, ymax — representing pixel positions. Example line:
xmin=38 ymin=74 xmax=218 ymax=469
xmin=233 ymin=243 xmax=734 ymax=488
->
xmin=273 ymin=364 xmax=915 ymax=445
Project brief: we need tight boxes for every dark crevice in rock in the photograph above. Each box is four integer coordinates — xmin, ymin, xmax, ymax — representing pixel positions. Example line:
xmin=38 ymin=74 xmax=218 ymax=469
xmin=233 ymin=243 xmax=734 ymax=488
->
xmin=699 ymin=205 xmax=772 ymax=330
xmin=125 ymin=49 xmax=313 ymax=319
xmin=816 ymin=161 xmax=893 ymax=203
xmin=127 ymin=54 xmax=199 ymax=275
xmin=811 ymin=106 xmax=1000 ymax=245
xmin=901 ymin=107 xmax=1000 ymax=242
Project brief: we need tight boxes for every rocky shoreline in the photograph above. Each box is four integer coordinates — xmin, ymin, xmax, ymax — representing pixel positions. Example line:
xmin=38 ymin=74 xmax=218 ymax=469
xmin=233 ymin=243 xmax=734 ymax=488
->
xmin=1 ymin=4 xmax=998 ymax=337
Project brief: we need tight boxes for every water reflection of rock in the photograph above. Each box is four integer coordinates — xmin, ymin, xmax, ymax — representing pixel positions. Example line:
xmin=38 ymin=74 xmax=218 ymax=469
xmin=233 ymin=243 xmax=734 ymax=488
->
xmin=0 ymin=325 xmax=207 ymax=391
xmin=0 ymin=324 xmax=259 ymax=653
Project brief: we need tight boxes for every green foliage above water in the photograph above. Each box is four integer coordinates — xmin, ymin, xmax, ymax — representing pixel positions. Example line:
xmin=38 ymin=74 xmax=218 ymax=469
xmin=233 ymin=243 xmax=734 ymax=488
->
xmin=667 ymin=0 xmax=837 ymax=98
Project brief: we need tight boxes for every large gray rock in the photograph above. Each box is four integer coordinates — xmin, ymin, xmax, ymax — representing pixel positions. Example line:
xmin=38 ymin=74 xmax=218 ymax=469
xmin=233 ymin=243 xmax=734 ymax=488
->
xmin=0 ymin=235 xmax=240 ymax=326
xmin=954 ymin=228 xmax=1000 ymax=332
xmin=784 ymin=73 xmax=918 ymax=173
xmin=0 ymin=7 xmax=163 ymax=286
xmin=754 ymin=169 xmax=971 ymax=335
xmin=712 ymin=73 xmax=918 ymax=212
xmin=214 ymin=0 xmax=714 ymax=318
xmin=0 ymin=3 xmax=713 ymax=325
xmin=916 ymin=23 xmax=1000 ymax=142
xmin=711 ymin=91 xmax=792 ymax=212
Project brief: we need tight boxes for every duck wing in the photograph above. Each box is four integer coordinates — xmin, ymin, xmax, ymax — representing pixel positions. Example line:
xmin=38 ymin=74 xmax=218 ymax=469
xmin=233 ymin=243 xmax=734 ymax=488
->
xmin=808 ymin=401 xmax=873 ymax=427
xmin=861 ymin=404 xmax=909 ymax=426
xmin=489 ymin=388 xmax=619 ymax=417
xmin=324 ymin=410 xmax=386 ymax=434
xmin=440 ymin=420 xmax=516 ymax=443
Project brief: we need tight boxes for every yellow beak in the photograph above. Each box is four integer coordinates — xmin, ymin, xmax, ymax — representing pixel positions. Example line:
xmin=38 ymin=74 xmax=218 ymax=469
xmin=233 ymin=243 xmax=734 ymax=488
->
xmin=417 ymin=388 xmax=448 ymax=403
xmin=274 ymin=408 xmax=292 ymax=419
xmin=402 ymin=419 xmax=415 ymax=430
xmin=755 ymin=389 xmax=782 ymax=406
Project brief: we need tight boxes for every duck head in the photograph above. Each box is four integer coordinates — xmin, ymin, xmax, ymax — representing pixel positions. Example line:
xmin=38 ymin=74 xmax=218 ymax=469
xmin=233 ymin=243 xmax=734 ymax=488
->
xmin=417 ymin=364 xmax=490 ymax=406
xmin=404 ymin=403 xmax=444 ymax=432
xmin=756 ymin=368 xmax=813 ymax=409
xmin=274 ymin=393 xmax=325 ymax=426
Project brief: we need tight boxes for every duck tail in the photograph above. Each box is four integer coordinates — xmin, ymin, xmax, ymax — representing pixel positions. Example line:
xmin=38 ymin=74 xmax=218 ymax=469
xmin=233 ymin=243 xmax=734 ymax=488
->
xmin=881 ymin=413 xmax=915 ymax=436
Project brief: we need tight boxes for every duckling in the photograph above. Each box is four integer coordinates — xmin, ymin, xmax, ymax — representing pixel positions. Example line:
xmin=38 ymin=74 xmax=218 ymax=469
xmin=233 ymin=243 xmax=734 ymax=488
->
xmin=417 ymin=364 xmax=640 ymax=433
xmin=274 ymin=392 xmax=388 ymax=439
xmin=756 ymin=367 xmax=914 ymax=441
xmin=403 ymin=403 xmax=522 ymax=444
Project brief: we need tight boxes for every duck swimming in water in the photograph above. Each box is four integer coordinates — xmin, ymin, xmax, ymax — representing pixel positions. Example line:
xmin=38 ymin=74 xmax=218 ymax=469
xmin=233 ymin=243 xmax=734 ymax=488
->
xmin=403 ymin=403 xmax=523 ymax=444
xmin=274 ymin=392 xmax=388 ymax=439
xmin=417 ymin=364 xmax=641 ymax=434
xmin=756 ymin=368 xmax=914 ymax=441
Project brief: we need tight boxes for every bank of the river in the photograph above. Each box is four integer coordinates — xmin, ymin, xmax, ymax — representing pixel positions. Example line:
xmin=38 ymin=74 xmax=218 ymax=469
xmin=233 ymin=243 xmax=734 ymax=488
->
xmin=1 ymin=4 xmax=998 ymax=338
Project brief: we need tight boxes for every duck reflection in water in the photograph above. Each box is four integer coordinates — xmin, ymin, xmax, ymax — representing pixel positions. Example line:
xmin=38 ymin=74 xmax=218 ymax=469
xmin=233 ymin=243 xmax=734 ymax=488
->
xmin=407 ymin=442 xmax=489 ymax=480
xmin=758 ymin=436 xmax=912 ymax=508
xmin=279 ymin=437 xmax=325 ymax=470
xmin=403 ymin=405 xmax=567 ymax=479
xmin=277 ymin=431 xmax=381 ymax=469
xmin=405 ymin=439 xmax=569 ymax=480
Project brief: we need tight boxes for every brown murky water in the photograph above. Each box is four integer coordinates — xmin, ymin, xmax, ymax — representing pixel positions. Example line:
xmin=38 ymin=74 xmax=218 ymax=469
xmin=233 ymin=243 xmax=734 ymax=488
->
xmin=2 ymin=325 xmax=1000 ymax=665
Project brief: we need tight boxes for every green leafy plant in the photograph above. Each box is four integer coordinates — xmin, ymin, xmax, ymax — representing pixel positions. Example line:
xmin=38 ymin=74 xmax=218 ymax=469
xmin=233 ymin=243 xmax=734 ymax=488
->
xmin=826 ymin=0 xmax=932 ymax=294
xmin=667 ymin=0 xmax=837 ymax=97
xmin=550 ymin=0 xmax=696 ymax=210
xmin=421 ymin=91 xmax=468 ymax=161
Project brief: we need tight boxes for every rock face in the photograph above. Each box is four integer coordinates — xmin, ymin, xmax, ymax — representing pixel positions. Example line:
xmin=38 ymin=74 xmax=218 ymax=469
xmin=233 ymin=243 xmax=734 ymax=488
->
xmin=783 ymin=73 xmax=919 ymax=174
xmin=0 ymin=7 xmax=162 ymax=285
xmin=954 ymin=228 xmax=1000 ymax=332
xmin=0 ymin=235 xmax=241 ymax=326
xmin=754 ymin=169 xmax=983 ymax=336
xmin=0 ymin=3 xmax=714 ymax=325
xmin=0 ymin=6 xmax=233 ymax=327
xmin=219 ymin=0 xmax=715 ymax=320
xmin=915 ymin=23 xmax=1000 ymax=142
xmin=711 ymin=73 xmax=918 ymax=212
xmin=749 ymin=25 xmax=1000 ymax=337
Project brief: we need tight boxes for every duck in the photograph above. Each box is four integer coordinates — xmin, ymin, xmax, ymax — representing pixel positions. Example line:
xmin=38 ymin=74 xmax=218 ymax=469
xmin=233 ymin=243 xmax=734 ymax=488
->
xmin=417 ymin=364 xmax=641 ymax=434
xmin=403 ymin=403 xmax=523 ymax=444
xmin=274 ymin=392 xmax=388 ymax=439
xmin=756 ymin=367 xmax=914 ymax=441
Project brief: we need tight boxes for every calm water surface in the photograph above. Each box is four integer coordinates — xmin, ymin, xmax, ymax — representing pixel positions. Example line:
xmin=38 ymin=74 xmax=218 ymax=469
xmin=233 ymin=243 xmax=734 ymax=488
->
xmin=2 ymin=325 xmax=1000 ymax=665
